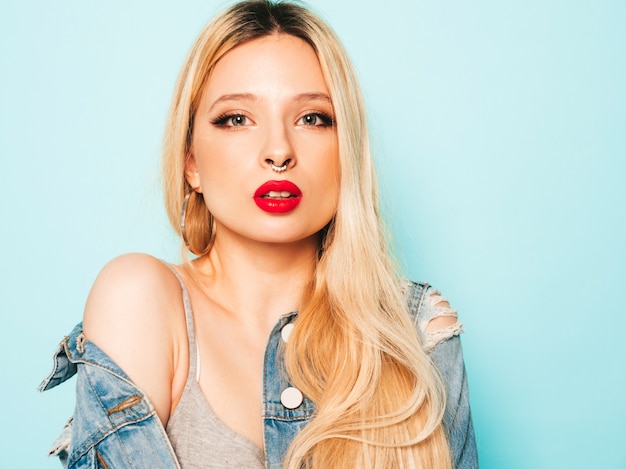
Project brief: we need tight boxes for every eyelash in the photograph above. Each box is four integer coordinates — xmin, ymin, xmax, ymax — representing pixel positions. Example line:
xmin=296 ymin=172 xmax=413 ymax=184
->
xmin=209 ymin=112 xmax=335 ymax=128
xmin=299 ymin=112 xmax=335 ymax=127
xmin=210 ymin=113 xmax=249 ymax=127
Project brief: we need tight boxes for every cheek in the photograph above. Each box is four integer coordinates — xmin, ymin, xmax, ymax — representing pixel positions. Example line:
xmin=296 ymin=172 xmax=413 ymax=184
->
xmin=306 ymin=131 xmax=338 ymax=165
xmin=192 ymin=139 xmax=236 ymax=190
xmin=323 ymin=142 xmax=340 ymax=193
xmin=191 ymin=141 xmax=255 ymax=216
xmin=313 ymin=144 xmax=340 ymax=217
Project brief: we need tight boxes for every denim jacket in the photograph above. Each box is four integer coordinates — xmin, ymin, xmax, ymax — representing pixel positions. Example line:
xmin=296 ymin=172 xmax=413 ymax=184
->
xmin=39 ymin=281 xmax=478 ymax=468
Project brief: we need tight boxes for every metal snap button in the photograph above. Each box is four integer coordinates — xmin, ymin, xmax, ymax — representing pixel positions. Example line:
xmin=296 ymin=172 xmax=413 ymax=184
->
xmin=280 ymin=386 xmax=303 ymax=409
xmin=281 ymin=323 xmax=294 ymax=343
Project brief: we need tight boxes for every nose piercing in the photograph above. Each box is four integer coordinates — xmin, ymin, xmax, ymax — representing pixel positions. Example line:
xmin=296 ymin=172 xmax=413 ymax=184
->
xmin=271 ymin=161 xmax=288 ymax=173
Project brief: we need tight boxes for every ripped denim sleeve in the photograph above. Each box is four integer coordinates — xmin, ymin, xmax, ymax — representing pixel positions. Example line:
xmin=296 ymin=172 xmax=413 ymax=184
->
xmin=415 ymin=288 xmax=464 ymax=353
xmin=404 ymin=282 xmax=478 ymax=468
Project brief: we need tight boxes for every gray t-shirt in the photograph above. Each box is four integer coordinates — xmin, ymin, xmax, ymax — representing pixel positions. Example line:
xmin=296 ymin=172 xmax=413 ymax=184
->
xmin=165 ymin=272 xmax=265 ymax=468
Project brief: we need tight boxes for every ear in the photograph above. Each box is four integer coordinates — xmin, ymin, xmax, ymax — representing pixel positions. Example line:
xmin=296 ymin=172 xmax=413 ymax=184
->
xmin=184 ymin=153 xmax=202 ymax=193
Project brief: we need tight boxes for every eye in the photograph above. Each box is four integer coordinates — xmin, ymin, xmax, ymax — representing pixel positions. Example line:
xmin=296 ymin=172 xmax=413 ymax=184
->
xmin=298 ymin=112 xmax=334 ymax=127
xmin=211 ymin=113 xmax=251 ymax=127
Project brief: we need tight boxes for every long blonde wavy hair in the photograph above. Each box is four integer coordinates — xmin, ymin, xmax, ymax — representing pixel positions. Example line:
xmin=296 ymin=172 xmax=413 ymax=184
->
xmin=162 ymin=1 xmax=452 ymax=467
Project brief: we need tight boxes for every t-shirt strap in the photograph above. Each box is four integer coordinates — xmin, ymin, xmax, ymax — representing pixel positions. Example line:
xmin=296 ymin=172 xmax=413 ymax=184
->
xmin=160 ymin=262 xmax=201 ymax=384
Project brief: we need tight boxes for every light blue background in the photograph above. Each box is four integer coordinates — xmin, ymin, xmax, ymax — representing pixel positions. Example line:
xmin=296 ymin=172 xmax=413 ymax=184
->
xmin=1 ymin=1 xmax=624 ymax=468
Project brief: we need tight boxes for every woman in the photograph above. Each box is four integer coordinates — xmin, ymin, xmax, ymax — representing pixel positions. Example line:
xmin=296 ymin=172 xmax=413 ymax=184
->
xmin=40 ymin=1 xmax=477 ymax=468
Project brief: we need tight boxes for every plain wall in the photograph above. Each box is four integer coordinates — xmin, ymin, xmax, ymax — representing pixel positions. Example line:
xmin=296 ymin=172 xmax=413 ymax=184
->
xmin=1 ymin=1 xmax=624 ymax=467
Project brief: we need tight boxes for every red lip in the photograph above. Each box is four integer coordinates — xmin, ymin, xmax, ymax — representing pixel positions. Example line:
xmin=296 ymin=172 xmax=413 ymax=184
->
xmin=253 ymin=180 xmax=302 ymax=213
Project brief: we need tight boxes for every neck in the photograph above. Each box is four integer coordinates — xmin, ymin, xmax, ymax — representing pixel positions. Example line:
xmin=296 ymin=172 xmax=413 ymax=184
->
xmin=192 ymin=231 xmax=319 ymax=331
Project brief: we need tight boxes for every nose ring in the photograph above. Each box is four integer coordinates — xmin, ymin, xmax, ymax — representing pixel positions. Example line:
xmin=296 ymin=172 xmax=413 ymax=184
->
xmin=270 ymin=161 xmax=288 ymax=173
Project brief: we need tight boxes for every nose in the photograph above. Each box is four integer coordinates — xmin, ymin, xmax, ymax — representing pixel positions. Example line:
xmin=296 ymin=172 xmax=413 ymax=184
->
xmin=261 ymin=121 xmax=296 ymax=172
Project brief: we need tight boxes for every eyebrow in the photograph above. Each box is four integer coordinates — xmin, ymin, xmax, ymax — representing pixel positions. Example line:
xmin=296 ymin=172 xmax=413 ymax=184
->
xmin=208 ymin=92 xmax=332 ymax=113
xmin=293 ymin=92 xmax=332 ymax=104
xmin=208 ymin=93 xmax=257 ymax=113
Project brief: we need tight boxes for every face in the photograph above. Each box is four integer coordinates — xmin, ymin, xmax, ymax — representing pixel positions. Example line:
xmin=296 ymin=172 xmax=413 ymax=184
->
xmin=186 ymin=34 xmax=339 ymax=247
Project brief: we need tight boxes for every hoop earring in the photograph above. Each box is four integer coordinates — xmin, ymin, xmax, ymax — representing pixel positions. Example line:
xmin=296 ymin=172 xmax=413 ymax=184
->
xmin=180 ymin=191 xmax=196 ymax=254
xmin=180 ymin=190 xmax=215 ymax=256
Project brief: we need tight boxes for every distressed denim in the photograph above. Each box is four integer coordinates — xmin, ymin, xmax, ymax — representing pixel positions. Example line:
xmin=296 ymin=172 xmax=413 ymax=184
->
xmin=39 ymin=281 xmax=477 ymax=468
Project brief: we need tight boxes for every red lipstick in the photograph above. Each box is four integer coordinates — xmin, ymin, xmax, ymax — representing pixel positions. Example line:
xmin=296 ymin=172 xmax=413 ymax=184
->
xmin=253 ymin=180 xmax=302 ymax=213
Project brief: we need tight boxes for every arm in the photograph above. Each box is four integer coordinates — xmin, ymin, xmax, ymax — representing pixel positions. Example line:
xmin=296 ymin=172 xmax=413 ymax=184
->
xmin=82 ymin=253 xmax=186 ymax=426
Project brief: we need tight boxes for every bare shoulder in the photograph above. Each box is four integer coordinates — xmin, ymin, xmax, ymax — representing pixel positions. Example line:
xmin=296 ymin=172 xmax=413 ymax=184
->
xmin=83 ymin=253 xmax=182 ymax=332
xmin=83 ymin=253 xmax=185 ymax=424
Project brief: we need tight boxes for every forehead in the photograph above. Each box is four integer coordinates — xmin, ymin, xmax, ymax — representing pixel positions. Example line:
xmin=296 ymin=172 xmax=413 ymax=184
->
xmin=204 ymin=34 xmax=329 ymax=99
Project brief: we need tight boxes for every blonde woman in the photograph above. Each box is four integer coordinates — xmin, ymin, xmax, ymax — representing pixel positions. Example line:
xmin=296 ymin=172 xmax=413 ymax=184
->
xmin=40 ymin=1 xmax=477 ymax=468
